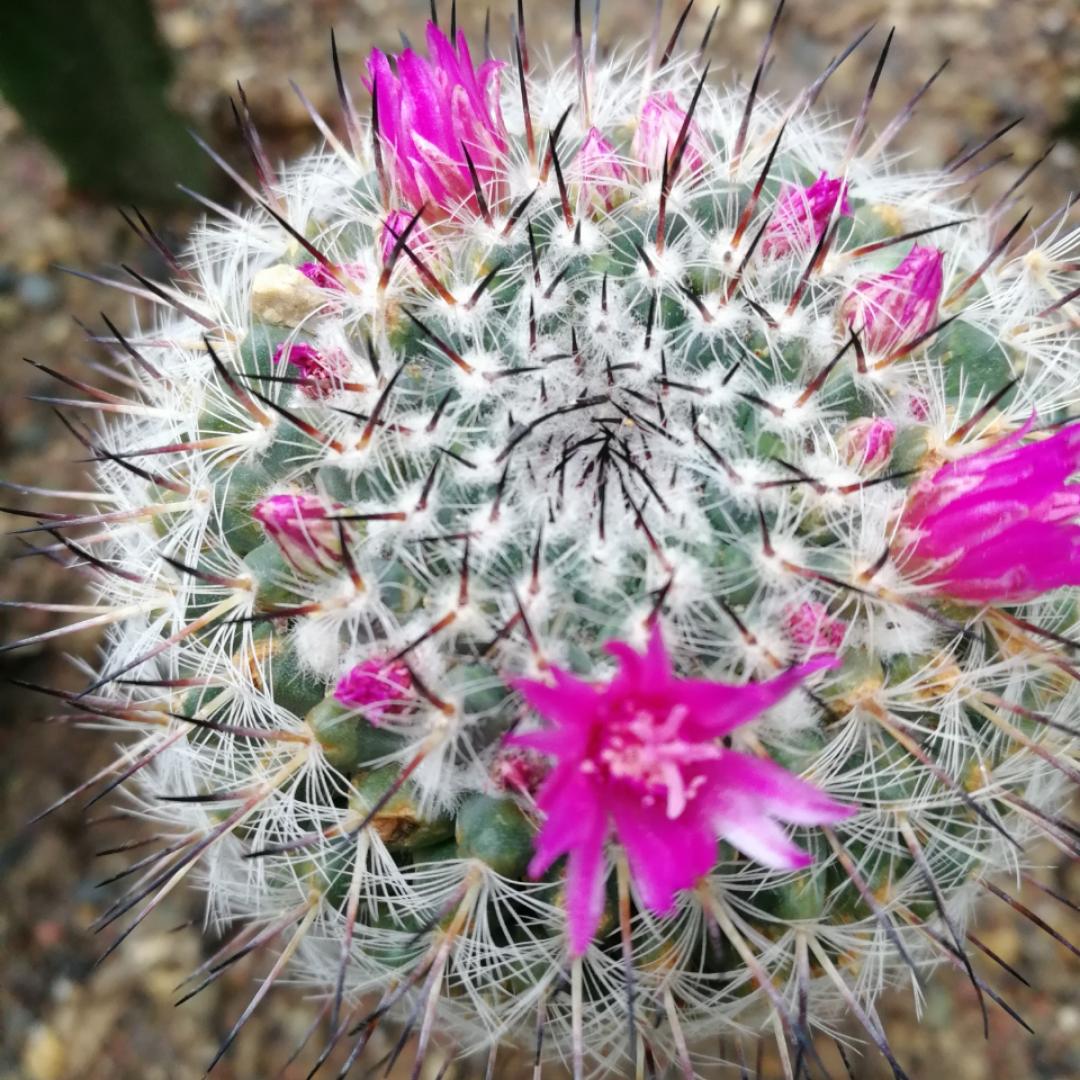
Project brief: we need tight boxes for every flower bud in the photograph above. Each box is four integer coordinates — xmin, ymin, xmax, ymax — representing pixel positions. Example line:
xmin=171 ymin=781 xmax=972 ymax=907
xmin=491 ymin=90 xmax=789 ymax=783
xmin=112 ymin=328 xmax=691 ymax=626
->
xmin=838 ymin=416 xmax=896 ymax=474
xmin=633 ymin=92 xmax=706 ymax=179
xmin=333 ymin=657 xmax=412 ymax=724
xmin=840 ymin=245 xmax=945 ymax=355
xmin=367 ymin=23 xmax=507 ymax=215
xmin=762 ymin=172 xmax=850 ymax=259
xmin=898 ymin=419 xmax=1080 ymax=602
xmin=573 ymin=127 xmax=627 ymax=214
xmin=379 ymin=209 xmax=432 ymax=266
xmin=251 ymin=492 xmax=344 ymax=577
xmin=271 ymin=342 xmax=349 ymax=398
xmin=785 ymin=602 xmax=848 ymax=655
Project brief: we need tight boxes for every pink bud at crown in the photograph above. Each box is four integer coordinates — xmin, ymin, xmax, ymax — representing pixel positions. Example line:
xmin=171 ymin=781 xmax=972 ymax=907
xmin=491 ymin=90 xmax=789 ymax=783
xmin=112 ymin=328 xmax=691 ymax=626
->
xmin=785 ymin=602 xmax=848 ymax=655
xmin=271 ymin=342 xmax=349 ymax=398
xmin=252 ymin=492 xmax=345 ymax=577
xmin=510 ymin=626 xmax=853 ymax=955
xmin=367 ymin=23 xmax=507 ymax=215
xmin=762 ymin=172 xmax=851 ymax=259
xmin=574 ymin=127 xmax=627 ymax=214
xmin=838 ymin=416 xmax=896 ymax=474
xmin=840 ymin=245 xmax=945 ymax=355
xmin=632 ymin=92 xmax=707 ymax=179
xmin=334 ymin=658 xmax=412 ymax=723
xmin=898 ymin=419 xmax=1080 ymax=602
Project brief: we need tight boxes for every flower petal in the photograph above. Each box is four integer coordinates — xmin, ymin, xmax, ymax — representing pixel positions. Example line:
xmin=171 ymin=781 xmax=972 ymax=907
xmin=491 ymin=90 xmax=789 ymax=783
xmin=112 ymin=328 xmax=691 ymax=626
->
xmin=609 ymin=791 xmax=717 ymax=915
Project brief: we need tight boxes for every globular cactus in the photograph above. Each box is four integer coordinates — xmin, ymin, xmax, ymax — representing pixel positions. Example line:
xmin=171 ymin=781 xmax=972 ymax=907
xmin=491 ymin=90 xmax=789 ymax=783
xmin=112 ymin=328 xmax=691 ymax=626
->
xmin=9 ymin=2 xmax=1080 ymax=1077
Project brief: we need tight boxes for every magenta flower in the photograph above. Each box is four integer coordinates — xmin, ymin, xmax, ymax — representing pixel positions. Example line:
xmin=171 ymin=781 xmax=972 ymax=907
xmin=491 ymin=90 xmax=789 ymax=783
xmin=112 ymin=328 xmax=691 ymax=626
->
xmin=510 ymin=627 xmax=853 ymax=955
xmin=632 ymin=92 xmax=707 ymax=179
xmin=271 ymin=342 xmax=349 ymax=398
xmin=762 ymin=172 xmax=850 ymax=259
xmin=367 ymin=23 xmax=507 ymax=214
xmin=334 ymin=658 xmax=412 ymax=722
xmin=897 ymin=420 xmax=1080 ymax=602
xmin=785 ymin=602 xmax=848 ymax=655
xmin=574 ymin=127 xmax=627 ymax=213
xmin=838 ymin=416 xmax=897 ymax=474
xmin=252 ymin=492 xmax=345 ymax=577
xmin=840 ymin=245 xmax=945 ymax=355
xmin=298 ymin=261 xmax=365 ymax=292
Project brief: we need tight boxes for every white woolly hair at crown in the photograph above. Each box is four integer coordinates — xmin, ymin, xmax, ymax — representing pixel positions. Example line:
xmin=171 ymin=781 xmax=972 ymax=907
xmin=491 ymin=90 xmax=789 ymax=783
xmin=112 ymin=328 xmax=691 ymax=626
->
xmin=10 ymin=3 xmax=1080 ymax=1078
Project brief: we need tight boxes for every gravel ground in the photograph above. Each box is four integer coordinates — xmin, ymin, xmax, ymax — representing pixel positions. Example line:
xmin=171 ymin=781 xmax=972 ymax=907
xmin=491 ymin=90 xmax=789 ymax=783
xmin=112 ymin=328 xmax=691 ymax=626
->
xmin=0 ymin=2 xmax=1077 ymax=1078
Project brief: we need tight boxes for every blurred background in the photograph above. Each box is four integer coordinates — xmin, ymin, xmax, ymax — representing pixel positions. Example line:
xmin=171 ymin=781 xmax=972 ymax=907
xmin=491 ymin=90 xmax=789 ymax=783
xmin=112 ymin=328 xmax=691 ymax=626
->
xmin=0 ymin=1 xmax=1076 ymax=1077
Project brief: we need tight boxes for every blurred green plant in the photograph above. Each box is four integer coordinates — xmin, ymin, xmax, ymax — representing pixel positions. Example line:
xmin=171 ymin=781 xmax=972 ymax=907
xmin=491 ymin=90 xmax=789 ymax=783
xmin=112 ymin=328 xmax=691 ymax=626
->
xmin=0 ymin=0 xmax=209 ymax=203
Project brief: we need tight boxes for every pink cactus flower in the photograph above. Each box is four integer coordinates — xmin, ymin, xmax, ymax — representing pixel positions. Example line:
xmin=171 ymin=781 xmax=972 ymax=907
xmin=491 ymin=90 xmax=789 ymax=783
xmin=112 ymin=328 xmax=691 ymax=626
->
xmin=298 ymin=261 xmax=365 ymax=291
xmin=367 ymin=23 xmax=507 ymax=215
xmin=252 ymin=492 xmax=345 ymax=577
xmin=334 ymin=658 xmax=412 ymax=723
xmin=271 ymin=342 xmax=350 ymax=397
xmin=840 ymin=245 xmax=945 ymax=355
xmin=838 ymin=416 xmax=897 ymax=474
xmin=509 ymin=626 xmax=853 ymax=955
xmin=632 ymin=92 xmax=707 ymax=179
xmin=897 ymin=419 xmax=1080 ymax=602
xmin=762 ymin=172 xmax=851 ymax=259
xmin=574 ymin=127 xmax=627 ymax=213
xmin=785 ymin=602 xmax=848 ymax=655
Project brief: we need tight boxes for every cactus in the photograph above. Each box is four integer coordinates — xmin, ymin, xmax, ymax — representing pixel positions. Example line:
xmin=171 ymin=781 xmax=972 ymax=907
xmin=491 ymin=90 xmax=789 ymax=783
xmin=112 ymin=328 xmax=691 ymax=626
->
xmin=8 ymin=3 xmax=1080 ymax=1077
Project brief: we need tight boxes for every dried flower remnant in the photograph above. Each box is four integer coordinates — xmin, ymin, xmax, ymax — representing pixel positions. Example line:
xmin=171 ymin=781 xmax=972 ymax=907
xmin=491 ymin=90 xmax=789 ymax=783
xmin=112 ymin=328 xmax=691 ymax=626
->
xmin=298 ymin=260 xmax=365 ymax=291
xmin=898 ymin=421 xmax=1080 ymax=602
xmin=511 ymin=627 xmax=852 ymax=953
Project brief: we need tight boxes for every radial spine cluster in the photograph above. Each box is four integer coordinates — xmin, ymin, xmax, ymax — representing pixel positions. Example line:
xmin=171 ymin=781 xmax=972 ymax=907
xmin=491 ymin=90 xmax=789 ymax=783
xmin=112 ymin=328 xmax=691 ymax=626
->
xmin=10 ymin=3 xmax=1080 ymax=1077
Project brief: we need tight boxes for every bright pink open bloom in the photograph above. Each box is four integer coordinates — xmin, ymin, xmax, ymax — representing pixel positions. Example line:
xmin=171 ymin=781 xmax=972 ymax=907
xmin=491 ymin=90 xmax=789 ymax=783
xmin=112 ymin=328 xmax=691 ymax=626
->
xmin=271 ymin=342 xmax=349 ymax=398
xmin=334 ymin=658 xmax=412 ymax=722
xmin=252 ymin=492 xmax=345 ymax=577
xmin=574 ymin=127 xmax=627 ymax=213
xmin=367 ymin=23 xmax=506 ymax=214
xmin=785 ymin=602 xmax=848 ymax=655
xmin=838 ymin=416 xmax=896 ymax=474
xmin=298 ymin=261 xmax=365 ymax=291
xmin=510 ymin=627 xmax=853 ymax=955
xmin=762 ymin=172 xmax=850 ymax=259
xmin=840 ymin=245 xmax=945 ymax=355
xmin=897 ymin=420 xmax=1080 ymax=602
xmin=633 ymin=92 xmax=707 ymax=179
